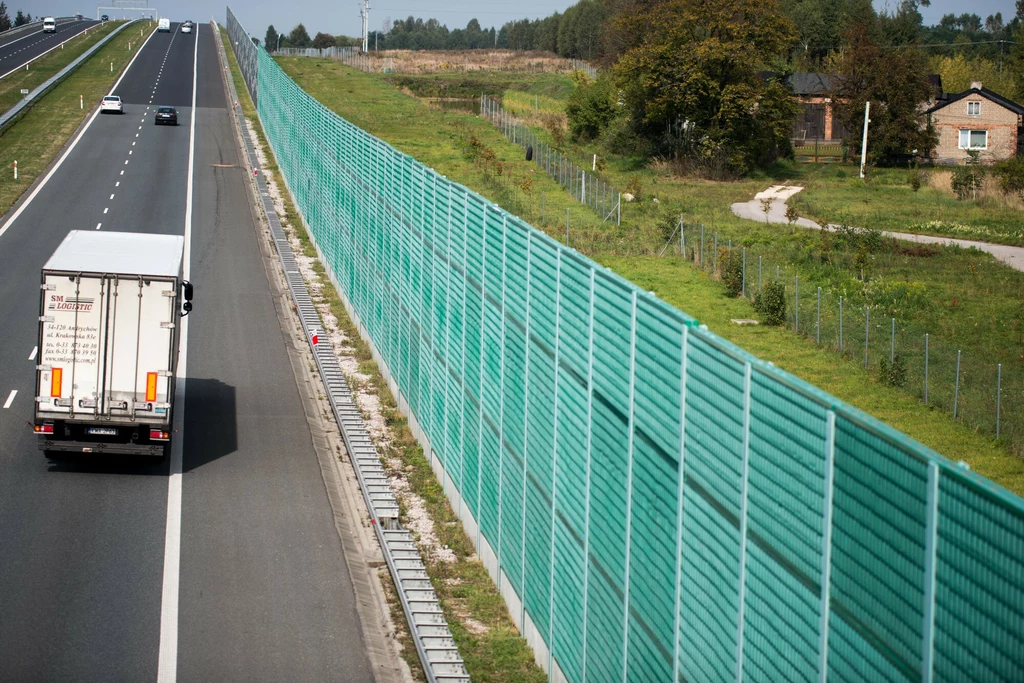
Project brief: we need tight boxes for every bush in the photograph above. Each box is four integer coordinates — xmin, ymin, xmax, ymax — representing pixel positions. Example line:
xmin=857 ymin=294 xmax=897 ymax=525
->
xmin=753 ymin=281 xmax=786 ymax=325
xmin=908 ymin=169 xmax=921 ymax=191
xmin=992 ymin=157 xmax=1024 ymax=199
xmin=722 ymin=252 xmax=744 ymax=297
xmin=565 ymin=73 xmax=616 ymax=142
xmin=951 ymin=150 xmax=985 ymax=200
xmin=879 ymin=353 xmax=908 ymax=388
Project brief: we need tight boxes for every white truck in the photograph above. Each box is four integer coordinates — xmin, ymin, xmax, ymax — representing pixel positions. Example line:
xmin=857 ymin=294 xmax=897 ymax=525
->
xmin=158 ymin=17 xmax=170 ymax=32
xmin=33 ymin=231 xmax=193 ymax=457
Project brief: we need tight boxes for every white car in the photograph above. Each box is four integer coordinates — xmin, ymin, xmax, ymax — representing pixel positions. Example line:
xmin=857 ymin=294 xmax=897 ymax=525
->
xmin=181 ymin=23 xmax=191 ymax=33
xmin=100 ymin=95 xmax=123 ymax=114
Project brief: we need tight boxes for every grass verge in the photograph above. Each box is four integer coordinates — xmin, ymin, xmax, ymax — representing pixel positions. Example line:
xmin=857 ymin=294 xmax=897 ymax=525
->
xmin=0 ymin=21 xmax=122 ymax=113
xmin=224 ymin=32 xmax=546 ymax=682
xmin=0 ymin=20 xmax=154 ymax=217
xmin=278 ymin=58 xmax=1024 ymax=493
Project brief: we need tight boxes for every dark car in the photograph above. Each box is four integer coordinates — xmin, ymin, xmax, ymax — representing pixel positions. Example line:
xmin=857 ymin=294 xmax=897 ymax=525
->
xmin=155 ymin=106 xmax=178 ymax=126
xmin=101 ymin=14 xmax=109 ymax=21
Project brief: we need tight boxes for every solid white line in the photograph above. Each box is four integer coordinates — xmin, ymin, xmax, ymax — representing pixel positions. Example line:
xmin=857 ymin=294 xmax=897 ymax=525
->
xmin=3 ymin=390 xmax=16 ymax=409
xmin=156 ymin=21 xmax=198 ymax=683
xmin=29 ymin=346 xmax=37 ymax=360
xmin=0 ymin=23 xmax=157 ymax=244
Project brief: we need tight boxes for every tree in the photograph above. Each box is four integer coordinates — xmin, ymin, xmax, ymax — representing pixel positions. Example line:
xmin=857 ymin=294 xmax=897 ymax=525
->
xmin=0 ymin=3 xmax=10 ymax=32
xmin=13 ymin=9 xmax=26 ymax=26
xmin=612 ymin=0 xmax=799 ymax=175
xmin=288 ymin=23 xmax=312 ymax=48
xmin=566 ymin=72 xmax=615 ymax=140
xmin=265 ymin=25 xmax=279 ymax=52
xmin=833 ymin=21 xmax=937 ymax=165
xmin=312 ymin=32 xmax=335 ymax=49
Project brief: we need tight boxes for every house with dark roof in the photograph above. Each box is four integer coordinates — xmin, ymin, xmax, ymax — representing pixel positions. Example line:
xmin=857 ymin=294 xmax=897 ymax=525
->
xmin=926 ymin=83 xmax=1024 ymax=164
xmin=788 ymin=72 xmax=847 ymax=142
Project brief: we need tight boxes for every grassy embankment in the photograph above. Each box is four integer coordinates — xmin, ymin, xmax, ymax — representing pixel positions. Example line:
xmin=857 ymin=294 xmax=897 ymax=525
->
xmin=277 ymin=55 xmax=1024 ymax=494
xmin=0 ymin=20 xmax=154 ymax=215
xmin=223 ymin=37 xmax=547 ymax=683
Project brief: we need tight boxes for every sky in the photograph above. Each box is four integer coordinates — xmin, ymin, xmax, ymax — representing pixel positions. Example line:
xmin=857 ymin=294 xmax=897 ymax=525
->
xmin=15 ymin=0 xmax=1020 ymax=43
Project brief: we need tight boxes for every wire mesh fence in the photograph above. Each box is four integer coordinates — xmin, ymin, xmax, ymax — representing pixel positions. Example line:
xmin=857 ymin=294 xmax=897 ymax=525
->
xmin=481 ymin=94 xmax=621 ymax=224
xmin=677 ymin=223 xmax=1022 ymax=451
xmin=226 ymin=10 xmax=1024 ymax=680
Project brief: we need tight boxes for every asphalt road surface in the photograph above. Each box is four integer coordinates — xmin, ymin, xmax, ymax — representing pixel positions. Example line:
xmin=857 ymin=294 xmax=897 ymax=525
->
xmin=0 ymin=20 xmax=100 ymax=76
xmin=0 ymin=22 xmax=376 ymax=682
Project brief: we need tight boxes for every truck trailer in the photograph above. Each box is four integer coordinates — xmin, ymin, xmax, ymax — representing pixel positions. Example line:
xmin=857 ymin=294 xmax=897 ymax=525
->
xmin=33 ymin=231 xmax=193 ymax=457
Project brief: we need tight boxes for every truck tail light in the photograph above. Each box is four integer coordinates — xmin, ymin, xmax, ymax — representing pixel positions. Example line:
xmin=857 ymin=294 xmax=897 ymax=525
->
xmin=34 ymin=423 xmax=54 ymax=434
xmin=146 ymin=372 xmax=158 ymax=402
xmin=50 ymin=368 xmax=62 ymax=397
xmin=149 ymin=429 xmax=169 ymax=441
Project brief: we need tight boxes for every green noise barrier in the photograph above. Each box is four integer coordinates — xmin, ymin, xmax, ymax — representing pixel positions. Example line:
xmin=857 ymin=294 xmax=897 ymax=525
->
xmin=242 ymin=35 xmax=1023 ymax=682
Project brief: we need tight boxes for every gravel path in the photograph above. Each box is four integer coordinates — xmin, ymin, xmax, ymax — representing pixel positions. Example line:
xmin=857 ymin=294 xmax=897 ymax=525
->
xmin=730 ymin=185 xmax=1024 ymax=272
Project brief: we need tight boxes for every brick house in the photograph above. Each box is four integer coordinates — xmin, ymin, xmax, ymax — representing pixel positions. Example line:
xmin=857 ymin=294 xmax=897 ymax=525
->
xmin=926 ymin=83 xmax=1024 ymax=164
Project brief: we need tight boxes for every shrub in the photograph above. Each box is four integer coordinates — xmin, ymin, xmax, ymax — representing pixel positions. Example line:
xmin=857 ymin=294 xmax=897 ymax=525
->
xmin=879 ymin=353 xmax=908 ymax=387
xmin=951 ymin=150 xmax=985 ymax=200
xmin=625 ymin=175 xmax=643 ymax=202
xmin=722 ymin=252 xmax=744 ymax=297
xmin=753 ymin=281 xmax=786 ymax=325
xmin=908 ymin=169 xmax=921 ymax=191
xmin=565 ymin=73 xmax=616 ymax=142
xmin=992 ymin=156 xmax=1024 ymax=199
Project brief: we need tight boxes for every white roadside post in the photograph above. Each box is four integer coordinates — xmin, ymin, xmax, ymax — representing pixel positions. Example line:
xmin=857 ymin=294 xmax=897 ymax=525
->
xmin=859 ymin=101 xmax=870 ymax=179
xmin=13 ymin=160 xmax=17 ymax=180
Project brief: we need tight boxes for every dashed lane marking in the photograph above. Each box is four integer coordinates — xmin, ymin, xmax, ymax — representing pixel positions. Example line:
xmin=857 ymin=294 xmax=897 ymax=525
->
xmin=3 ymin=390 xmax=16 ymax=409
xmin=28 ymin=346 xmax=37 ymax=361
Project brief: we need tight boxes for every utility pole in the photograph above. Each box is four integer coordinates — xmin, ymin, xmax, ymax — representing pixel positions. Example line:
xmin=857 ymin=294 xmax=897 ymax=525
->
xmin=360 ymin=0 xmax=370 ymax=53
xmin=859 ymin=101 xmax=870 ymax=179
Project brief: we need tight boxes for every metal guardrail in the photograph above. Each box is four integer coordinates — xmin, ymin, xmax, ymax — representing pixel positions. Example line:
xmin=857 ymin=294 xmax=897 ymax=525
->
xmin=215 ymin=19 xmax=469 ymax=682
xmin=0 ymin=19 xmax=142 ymax=131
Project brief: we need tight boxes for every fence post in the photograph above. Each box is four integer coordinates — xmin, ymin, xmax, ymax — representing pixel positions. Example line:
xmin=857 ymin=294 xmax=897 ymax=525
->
xmin=996 ymin=363 xmax=1002 ymax=439
xmin=671 ymin=325 xmax=690 ymax=683
xmin=566 ymin=208 xmax=570 ymax=247
xmin=621 ymin=291 xmax=639 ymax=683
xmin=817 ymin=287 xmax=821 ymax=344
xmin=818 ymin=411 xmax=836 ymax=679
xmin=922 ymin=462 xmax=940 ymax=683
xmin=713 ymin=233 xmax=718 ymax=272
xmin=839 ymin=296 xmax=843 ymax=353
xmin=700 ymin=225 xmax=705 ymax=268
xmin=925 ymin=333 xmax=929 ymax=404
xmin=953 ymin=350 xmax=961 ymax=421
xmin=890 ymin=317 xmax=895 ymax=366
xmin=735 ymin=362 xmax=753 ymax=682
xmin=742 ymin=248 xmax=746 ymax=297
xmin=864 ymin=307 xmax=870 ymax=368
xmin=680 ymin=216 xmax=685 ymax=256
xmin=795 ymin=276 xmax=799 ymax=333
xmin=541 ymin=193 xmax=545 ymax=224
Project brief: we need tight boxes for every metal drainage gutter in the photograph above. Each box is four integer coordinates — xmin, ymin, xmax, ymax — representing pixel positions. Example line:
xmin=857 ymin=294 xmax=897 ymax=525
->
xmin=0 ymin=19 xmax=144 ymax=130
xmin=212 ymin=22 xmax=469 ymax=683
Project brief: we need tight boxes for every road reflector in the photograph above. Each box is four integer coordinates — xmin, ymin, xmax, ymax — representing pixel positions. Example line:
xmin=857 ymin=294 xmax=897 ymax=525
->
xmin=146 ymin=372 xmax=158 ymax=402
xmin=50 ymin=368 xmax=62 ymax=397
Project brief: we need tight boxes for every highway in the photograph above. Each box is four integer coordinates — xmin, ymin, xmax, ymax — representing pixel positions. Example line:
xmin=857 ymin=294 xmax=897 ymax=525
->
xmin=0 ymin=19 xmax=100 ymax=77
xmin=0 ymin=22 xmax=382 ymax=681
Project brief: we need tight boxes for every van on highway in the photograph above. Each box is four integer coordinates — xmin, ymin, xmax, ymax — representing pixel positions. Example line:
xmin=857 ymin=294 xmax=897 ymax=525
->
xmin=158 ymin=17 xmax=170 ymax=32
xmin=43 ymin=17 xmax=56 ymax=33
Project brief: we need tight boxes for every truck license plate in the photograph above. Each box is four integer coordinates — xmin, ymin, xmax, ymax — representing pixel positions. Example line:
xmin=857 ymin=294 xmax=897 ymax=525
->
xmin=88 ymin=427 xmax=118 ymax=436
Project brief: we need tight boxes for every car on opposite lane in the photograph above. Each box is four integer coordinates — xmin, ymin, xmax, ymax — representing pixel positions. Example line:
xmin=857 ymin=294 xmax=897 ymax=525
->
xmin=155 ymin=106 xmax=178 ymax=126
xmin=100 ymin=96 xmax=123 ymax=114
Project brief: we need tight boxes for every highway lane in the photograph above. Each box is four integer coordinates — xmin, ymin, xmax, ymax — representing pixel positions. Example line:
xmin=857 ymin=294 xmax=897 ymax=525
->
xmin=0 ymin=21 xmax=379 ymax=682
xmin=0 ymin=20 xmax=100 ymax=76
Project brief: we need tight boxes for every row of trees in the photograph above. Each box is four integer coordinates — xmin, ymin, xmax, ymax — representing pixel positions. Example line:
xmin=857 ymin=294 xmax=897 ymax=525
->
xmin=0 ymin=2 xmax=35 ymax=32
xmin=264 ymin=23 xmax=360 ymax=51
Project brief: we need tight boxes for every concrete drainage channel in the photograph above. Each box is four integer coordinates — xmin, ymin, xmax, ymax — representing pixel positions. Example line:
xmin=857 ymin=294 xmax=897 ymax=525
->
xmin=212 ymin=23 xmax=469 ymax=683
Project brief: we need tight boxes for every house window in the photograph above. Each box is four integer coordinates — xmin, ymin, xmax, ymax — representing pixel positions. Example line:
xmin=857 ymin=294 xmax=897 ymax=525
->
xmin=967 ymin=101 xmax=981 ymax=115
xmin=959 ymin=129 xmax=988 ymax=149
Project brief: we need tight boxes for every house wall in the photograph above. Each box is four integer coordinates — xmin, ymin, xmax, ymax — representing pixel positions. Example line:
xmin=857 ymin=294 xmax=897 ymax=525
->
xmin=794 ymin=96 xmax=836 ymax=140
xmin=932 ymin=94 xmax=1021 ymax=163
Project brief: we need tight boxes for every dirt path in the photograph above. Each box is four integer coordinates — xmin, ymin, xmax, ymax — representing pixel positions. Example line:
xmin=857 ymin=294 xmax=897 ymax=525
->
xmin=731 ymin=185 xmax=1024 ymax=272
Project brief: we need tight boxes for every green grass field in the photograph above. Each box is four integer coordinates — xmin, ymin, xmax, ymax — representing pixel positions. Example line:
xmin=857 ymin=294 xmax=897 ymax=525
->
xmin=0 ymin=21 xmax=153 ymax=217
xmin=278 ymin=56 xmax=1024 ymax=492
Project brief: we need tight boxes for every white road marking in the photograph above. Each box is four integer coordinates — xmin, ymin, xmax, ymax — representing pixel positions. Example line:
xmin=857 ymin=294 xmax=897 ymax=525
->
xmin=109 ymin=193 xmax=115 ymax=199
xmin=28 ymin=346 xmax=37 ymax=361
xmin=128 ymin=150 xmax=132 ymax=155
xmin=103 ymin=207 xmax=108 ymax=213
xmin=132 ymin=141 xmax=135 ymax=146
xmin=95 ymin=222 xmax=101 ymax=229
xmin=157 ymin=21 xmax=198 ymax=683
xmin=115 ymin=181 xmax=120 ymax=187
xmin=3 ymin=390 xmax=16 ymax=409
xmin=124 ymin=160 xmax=128 ymax=165
xmin=0 ymin=25 xmax=158 ymax=244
